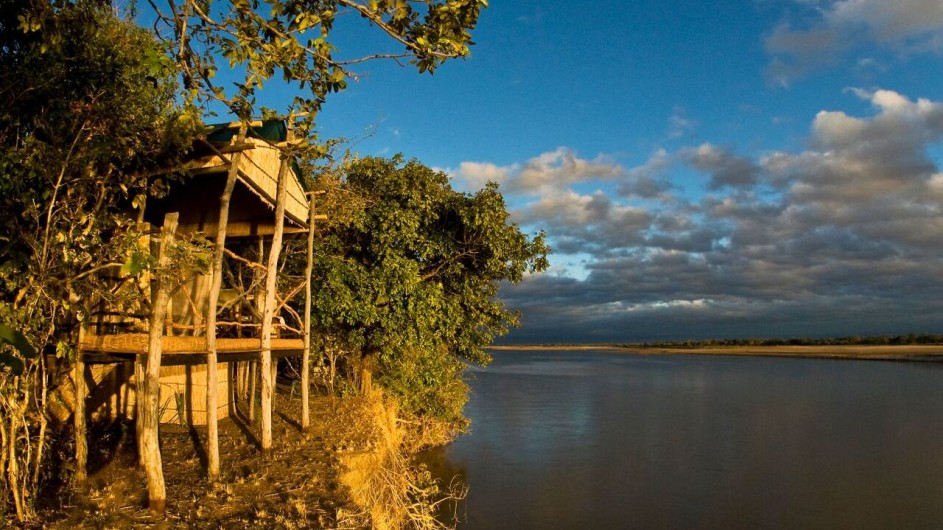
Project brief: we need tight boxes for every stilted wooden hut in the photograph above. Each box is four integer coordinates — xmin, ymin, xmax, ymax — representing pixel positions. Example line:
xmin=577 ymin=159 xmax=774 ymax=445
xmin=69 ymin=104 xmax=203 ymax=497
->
xmin=69 ymin=119 xmax=324 ymax=508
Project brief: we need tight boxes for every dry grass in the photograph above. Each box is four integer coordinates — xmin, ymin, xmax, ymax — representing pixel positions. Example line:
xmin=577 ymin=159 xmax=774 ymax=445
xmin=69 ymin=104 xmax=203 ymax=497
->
xmin=340 ymin=395 xmax=466 ymax=530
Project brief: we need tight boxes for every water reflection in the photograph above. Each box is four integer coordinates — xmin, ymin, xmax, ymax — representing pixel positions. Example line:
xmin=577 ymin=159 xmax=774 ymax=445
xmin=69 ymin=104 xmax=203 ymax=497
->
xmin=429 ymin=350 xmax=943 ymax=529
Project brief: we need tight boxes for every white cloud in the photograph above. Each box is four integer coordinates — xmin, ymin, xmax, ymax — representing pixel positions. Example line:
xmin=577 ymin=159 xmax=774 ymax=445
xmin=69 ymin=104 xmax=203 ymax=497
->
xmin=515 ymin=147 xmax=624 ymax=193
xmin=453 ymin=147 xmax=625 ymax=196
xmin=455 ymin=161 xmax=515 ymax=190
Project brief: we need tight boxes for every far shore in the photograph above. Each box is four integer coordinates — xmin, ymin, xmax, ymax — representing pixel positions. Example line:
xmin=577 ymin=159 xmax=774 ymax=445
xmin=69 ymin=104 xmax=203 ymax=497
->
xmin=489 ymin=344 xmax=943 ymax=361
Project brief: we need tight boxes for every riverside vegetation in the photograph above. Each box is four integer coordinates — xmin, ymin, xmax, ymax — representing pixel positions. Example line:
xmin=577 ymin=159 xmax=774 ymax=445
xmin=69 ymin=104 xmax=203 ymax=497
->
xmin=0 ymin=0 xmax=548 ymax=526
xmin=625 ymin=333 xmax=943 ymax=349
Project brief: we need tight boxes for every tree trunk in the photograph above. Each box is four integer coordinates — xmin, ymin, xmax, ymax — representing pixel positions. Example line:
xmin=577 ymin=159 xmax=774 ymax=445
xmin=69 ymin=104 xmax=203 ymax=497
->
xmin=137 ymin=212 xmax=177 ymax=513
xmin=259 ymin=148 xmax=290 ymax=451
xmin=204 ymin=126 xmax=244 ymax=480
xmin=32 ymin=353 xmax=50 ymax=492
xmin=7 ymin=388 xmax=24 ymax=521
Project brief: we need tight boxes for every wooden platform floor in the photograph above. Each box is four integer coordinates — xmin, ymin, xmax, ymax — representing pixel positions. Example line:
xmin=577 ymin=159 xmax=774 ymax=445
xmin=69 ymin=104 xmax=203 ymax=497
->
xmin=81 ymin=333 xmax=304 ymax=356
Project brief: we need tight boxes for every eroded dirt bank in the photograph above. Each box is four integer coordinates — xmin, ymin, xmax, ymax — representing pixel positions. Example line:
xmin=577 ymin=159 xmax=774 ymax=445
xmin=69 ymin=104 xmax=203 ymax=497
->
xmin=39 ymin=391 xmax=398 ymax=529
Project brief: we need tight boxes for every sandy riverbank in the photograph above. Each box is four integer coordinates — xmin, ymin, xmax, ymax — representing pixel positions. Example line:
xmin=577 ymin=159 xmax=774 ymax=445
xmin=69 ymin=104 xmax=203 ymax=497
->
xmin=490 ymin=344 xmax=943 ymax=361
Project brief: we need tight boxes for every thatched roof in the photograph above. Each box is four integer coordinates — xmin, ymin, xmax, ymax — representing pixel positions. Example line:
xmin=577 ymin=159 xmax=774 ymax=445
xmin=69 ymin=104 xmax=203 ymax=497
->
xmin=146 ymin=120 xmax=309 ymax=237
xmin=187 ymin=137 xmax=308 ymax=226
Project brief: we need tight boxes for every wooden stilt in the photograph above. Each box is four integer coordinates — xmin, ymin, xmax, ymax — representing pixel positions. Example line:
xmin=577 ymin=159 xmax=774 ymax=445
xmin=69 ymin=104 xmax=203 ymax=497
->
xmin=138 ymin=212 xmax=178 ymax=513
xmin=204 ymin=125 xmax=245 ymax=480
xmin=134 ymin=356 xmax=144 ymax=463
xmin=248 ymin=361 xmax=257 ymax=422
xmin=259 ymin=143 xmax=291 ymax=451
xmin=134 ymin=222 xmax=149 ymax=465
xmin=301 ymin=193 xmax=317 ymax=429
xmin=74 ymin=326 xmax=87 ymax=485
xmin=242 ymin=361 xmax=249 ymax=400
xmin=237 ymin=361 xmax=245 ymax=401
xmin=238 ymin=365 xmax=244 ymax=401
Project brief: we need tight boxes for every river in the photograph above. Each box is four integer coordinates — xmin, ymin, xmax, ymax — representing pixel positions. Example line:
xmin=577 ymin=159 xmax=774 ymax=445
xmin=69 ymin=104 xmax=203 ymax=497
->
xmin=425 ymin=349 xmax=943 ymax=529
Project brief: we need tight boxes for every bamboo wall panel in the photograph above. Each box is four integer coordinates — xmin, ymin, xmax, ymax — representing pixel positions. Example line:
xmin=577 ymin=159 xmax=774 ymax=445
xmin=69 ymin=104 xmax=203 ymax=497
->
xmin=158 ymin=364 xmax=231 ymax=425
xmin=51 ymin=362 xmax=232 ymax=426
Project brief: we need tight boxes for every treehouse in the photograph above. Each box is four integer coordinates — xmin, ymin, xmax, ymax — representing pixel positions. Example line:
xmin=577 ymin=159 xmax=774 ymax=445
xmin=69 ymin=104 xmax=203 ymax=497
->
xmin=67 ymin=119 xmax=325 ymax=488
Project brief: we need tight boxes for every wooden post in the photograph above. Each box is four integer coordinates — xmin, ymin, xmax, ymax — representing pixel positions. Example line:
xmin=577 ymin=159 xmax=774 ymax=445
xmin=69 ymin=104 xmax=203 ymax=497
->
xmin=73 ymin=326 xmax=87 ymax=485
xmin=241 ymin=361 xmax=249 ymax=400
xmin=248 ymin=361 xmax=257 ymax=422
xmin=301 ymin=195 xmax=316 ymax=429
xmin=134 ymin=222 xmax=150 ymax=462
xmin=237 ymin=361 xmax=245 ymax=400
xmin=259 ymin=146 xmax=291 ymax=451
xmin=137 ymin=212 xmax=178 ymax=513
xmin=204 ymin=126 xmax=245 ymax=480
xmin=134 ymin=356 xmax=144 ymax=461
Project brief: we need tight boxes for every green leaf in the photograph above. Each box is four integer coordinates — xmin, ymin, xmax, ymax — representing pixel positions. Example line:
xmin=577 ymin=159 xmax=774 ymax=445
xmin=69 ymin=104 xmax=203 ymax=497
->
xmin=120 ymin=249 xmax=153 ymax=276
xmin=0 ymin=324 xmax=35 ymax=375
xmin=0 ymin=324 xmax=36 ymax=358
xmin=0 ymin=351 xmax=25 ymax=375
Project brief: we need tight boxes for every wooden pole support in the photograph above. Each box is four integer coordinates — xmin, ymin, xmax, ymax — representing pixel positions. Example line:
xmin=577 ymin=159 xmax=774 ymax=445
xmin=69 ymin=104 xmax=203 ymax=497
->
xmin=301 ymin=194 xmax=317 ymax=429
xmin=138 ymin=212 xmax=178 ymax=513
xmin=259 ymin=131 xmax=291 ymax=450
xmin=204 ymin=124 xmax=246 ymax=480
xmin=74 ymin=326 xmax=87 ymax=485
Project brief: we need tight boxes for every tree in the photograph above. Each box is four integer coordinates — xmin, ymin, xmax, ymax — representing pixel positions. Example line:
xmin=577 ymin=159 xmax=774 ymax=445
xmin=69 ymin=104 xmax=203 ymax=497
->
xmin=149 ymin=0 xmax=487 ymax=133
xmin=0 ymin=1 xmax=195 ymax=521
xmin=310 ymin=156 xmax=548 ymax=437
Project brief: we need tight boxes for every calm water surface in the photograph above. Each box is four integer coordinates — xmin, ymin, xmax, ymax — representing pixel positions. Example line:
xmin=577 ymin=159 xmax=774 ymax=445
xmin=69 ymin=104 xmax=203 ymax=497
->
xmin=426 ymin=349 xmax=943 ymax=529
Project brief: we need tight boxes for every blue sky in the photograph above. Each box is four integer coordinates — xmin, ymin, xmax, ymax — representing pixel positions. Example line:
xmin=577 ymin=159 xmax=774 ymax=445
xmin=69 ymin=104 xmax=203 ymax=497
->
xmin=252 ymin=1 xmax=943 ymax=343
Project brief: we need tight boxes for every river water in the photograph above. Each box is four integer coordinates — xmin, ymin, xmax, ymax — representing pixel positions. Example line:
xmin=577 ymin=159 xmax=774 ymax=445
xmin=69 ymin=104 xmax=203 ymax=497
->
xmin=425 ymin=349 xmax=943 ymax=529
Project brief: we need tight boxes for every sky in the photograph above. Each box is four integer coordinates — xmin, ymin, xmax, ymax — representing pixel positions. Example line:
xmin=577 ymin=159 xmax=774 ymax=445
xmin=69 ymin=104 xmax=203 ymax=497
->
xmin=271 ymin=0 xmax=943 ymax=343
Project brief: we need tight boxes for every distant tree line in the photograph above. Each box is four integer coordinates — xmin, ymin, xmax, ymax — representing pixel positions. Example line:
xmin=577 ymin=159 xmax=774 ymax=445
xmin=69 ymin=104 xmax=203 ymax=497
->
xmin=626 ymin=333 xmax=943 ymax=349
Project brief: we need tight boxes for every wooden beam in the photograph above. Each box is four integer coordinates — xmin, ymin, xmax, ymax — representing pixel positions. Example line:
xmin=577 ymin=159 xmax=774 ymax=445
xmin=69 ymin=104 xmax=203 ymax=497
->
xmin=183 ymin=164 xmax=231 ymax=177
xmin=204 ymin=125 xmax=246 ymax=480
xmin=138 ymin=212 xmax=178 ymax=513
xmin=208 ymin=142 xmax=256 ymax=155
xmin=177 ymin=222 xmax=309 ymax=239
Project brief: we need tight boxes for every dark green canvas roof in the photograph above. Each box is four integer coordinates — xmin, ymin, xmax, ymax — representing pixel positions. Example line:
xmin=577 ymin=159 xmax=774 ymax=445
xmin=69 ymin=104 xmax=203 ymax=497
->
xmin=204 ymin=120 xmax=288 ymax=143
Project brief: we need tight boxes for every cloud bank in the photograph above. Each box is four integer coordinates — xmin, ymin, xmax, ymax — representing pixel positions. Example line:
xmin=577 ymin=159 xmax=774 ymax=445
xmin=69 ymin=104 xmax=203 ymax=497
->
xmin=455 ymin=89 xmax=943 ymax=343
xmin=765 ymin=0 xmax=943 ymax=85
